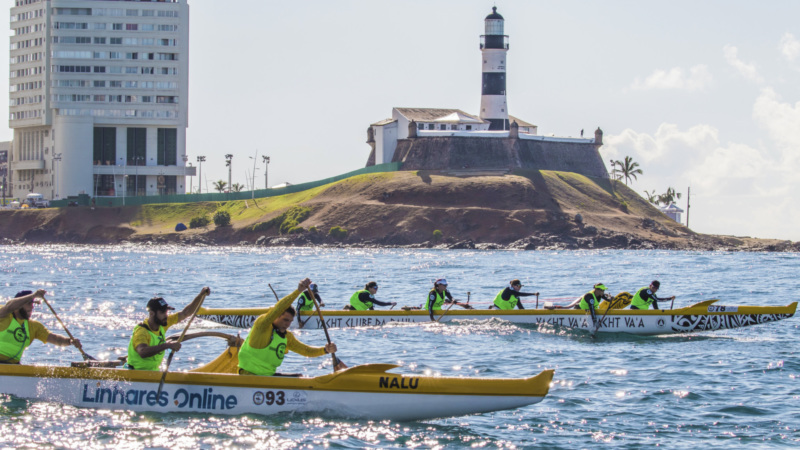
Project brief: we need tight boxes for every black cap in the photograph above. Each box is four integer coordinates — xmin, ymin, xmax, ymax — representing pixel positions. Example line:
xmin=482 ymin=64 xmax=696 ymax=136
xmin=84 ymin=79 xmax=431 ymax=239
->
xmin=14 ymin=290 xmax=33 ymax=298
xmin=309 ymin=283 xmax=319 ymax=293
xmin=147 ymin=297 xmax=174 ymax=312
xmin=651 ymin=280 xmax=660 ymax=288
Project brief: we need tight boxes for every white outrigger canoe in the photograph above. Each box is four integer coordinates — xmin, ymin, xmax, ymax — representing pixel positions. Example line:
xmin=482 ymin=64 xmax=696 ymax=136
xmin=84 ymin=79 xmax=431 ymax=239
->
xmin=198 ymin=300 xmax=797 ymax=336
xmin=0 ymin=346 xmax=554 ymax=421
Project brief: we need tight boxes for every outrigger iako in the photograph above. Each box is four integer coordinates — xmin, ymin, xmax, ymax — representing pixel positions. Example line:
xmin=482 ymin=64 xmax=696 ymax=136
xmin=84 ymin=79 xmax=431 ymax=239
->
xmin=199 ymin=298 xmax=798 ymax=336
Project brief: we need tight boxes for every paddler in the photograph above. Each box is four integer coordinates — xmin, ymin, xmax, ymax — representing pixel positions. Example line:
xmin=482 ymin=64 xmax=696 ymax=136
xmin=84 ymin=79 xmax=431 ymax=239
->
xmin=296 ymin=283 xmax=324 ymax=325
xmin=348 ymin=281 xmax=396 ymax=311
xmin=490 ymin=279 xmax=539 ymax=310
xmin=577 ymin=283 xmax=611 ymax=324
xmin=0 ymin=289 xmax=84 ymax=364
xmin=238 ymin=278 xmax=346 ymax=376
xmin=125 ymin=287 xmax=210 ymax=370
xmin=425 ymin=279 xmax=460 ymax=321
xmin=629 ymin=280 xmax=674 ymax=310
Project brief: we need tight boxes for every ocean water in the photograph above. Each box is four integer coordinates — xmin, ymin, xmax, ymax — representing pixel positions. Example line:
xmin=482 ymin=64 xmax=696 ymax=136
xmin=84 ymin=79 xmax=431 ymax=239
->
xmin=0 ymin=246 xmax=797 ymax=449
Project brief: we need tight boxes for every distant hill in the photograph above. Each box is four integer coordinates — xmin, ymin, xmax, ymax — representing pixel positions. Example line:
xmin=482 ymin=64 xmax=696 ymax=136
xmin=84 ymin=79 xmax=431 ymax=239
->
xmin=0 ymin=170 xmax=796 ymax=251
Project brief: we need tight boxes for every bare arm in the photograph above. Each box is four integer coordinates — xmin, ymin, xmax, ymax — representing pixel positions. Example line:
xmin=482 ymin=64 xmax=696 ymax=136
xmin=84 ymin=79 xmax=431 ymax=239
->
xmin=177 ymin=286 xmax=211 ymax=322
xmin=135 ymin=341 xmax=180 ymax=358
xmin=46 ymin=332 xmax=82 ymax=349
xmin=0 ymin=289 xmax=45 ymax=319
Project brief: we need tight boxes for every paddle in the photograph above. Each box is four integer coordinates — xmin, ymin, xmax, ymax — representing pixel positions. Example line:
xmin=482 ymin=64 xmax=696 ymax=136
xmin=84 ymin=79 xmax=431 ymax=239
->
xmin=306 ymin=286 xmax=343 ymax=372
xmin=41 ymin=295 xmax=96 ymax=361
xmin=436 ymin=291 xmax=469 ymax=323
xmin=669 ymin=296 xmax=677 ymax=310
xmin=156 ymin=288 xmax=210 ymax=397
xmin=591 ymin=293 xmax=621 ymax=337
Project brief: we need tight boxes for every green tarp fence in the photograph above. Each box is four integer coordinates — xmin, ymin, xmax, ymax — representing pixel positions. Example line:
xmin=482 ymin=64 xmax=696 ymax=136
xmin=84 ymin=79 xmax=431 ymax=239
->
xmin=50 ymin=162 xmax=402 ymax=208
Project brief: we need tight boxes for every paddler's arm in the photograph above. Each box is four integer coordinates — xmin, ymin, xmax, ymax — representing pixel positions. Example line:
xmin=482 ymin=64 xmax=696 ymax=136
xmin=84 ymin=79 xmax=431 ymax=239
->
xmin=370 ymin=298 xmax=396 ymax=307
xmin=177 ymin=286 xmax=211 ymax=322
xmin=286 ymin=332 xmax=336 ymax=357
xmin=427 ymin=293 xmax=437 ymax=321
xmin=247 ymin=279 xmax=311 ymax=349
xmin=0 ymin=289 xmax=46 ymax=319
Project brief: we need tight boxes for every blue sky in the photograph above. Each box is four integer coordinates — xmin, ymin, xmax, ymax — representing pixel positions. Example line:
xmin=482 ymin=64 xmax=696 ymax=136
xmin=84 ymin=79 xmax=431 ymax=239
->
xmin=3 ymin=1 xmax=800 ymax=240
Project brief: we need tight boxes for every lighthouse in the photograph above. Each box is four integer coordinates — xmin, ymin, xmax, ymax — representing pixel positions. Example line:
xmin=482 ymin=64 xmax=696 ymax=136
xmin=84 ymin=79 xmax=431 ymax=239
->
xmin=479 ymin=7 xmax=510 ymax=131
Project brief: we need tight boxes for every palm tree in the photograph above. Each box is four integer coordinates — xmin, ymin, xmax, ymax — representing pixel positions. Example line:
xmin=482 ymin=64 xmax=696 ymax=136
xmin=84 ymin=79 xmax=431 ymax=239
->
xmin=231 ymin=183 xmax=244 ymax=193
xmin=614 ymin=156 xmax=643 ymax=186
xmin=212 ymin=180 xmax=227 ymax=193
xmin=643 ymin=189 xmax=659 ymax=204
xmin=658 ymin=187 xmax=682 ymax=205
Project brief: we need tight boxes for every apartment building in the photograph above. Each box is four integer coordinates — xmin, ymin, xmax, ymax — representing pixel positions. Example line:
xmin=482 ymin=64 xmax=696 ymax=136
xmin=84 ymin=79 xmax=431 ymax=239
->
xmin=8 ymin=0 xmax=193 ymax=200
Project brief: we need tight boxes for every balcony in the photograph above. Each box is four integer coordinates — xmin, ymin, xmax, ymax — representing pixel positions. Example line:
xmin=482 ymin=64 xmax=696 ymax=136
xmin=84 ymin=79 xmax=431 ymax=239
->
xmin=9 ymin=160 xmax=45 ymax=171
xmin=93 ymin=165 xmax=196 ymax=177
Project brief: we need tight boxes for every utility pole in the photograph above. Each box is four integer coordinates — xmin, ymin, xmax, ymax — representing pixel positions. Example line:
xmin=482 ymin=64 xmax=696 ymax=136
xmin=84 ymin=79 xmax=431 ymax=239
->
xmin=686 ymin=186 xmax=691 ymax=228
xmin=250 ymin=149 xmax=258 ymax=200
xmin=262 ymin=155 xmax=270 ymax=189
xmin=188 ymin=162 xmax=193 ymax=193
xmin=52 ymin=153 xmax=62 ymax=200
xmin=196 ymin=155 xmax=205 ymax=194
xmin=225 ymin=154 xmax=233 ymax=193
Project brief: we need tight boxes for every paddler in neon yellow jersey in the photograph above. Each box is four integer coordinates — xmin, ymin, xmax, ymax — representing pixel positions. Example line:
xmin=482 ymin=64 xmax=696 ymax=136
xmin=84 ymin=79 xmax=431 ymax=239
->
xmin=349 ymin=281 xmax=396 ymax=311
xmin=0 ymin=289 xmax=83 ymax=364
xmin=126 ymin=287 xmax=210 ymax=371
xmin=295 ymin=283 xmax=324 ymax=325
xmin=239 ymin=278 xmax=346 ymax=376
xmin=425 ymin=279 xmax=461 ymax=321
xmin=491 ymin=279 xmax=540 ymax=310
xmin=629 ymin=280 xmax=674 ymax=310
xmin=577 ymin=283 xmax=611 ymax=324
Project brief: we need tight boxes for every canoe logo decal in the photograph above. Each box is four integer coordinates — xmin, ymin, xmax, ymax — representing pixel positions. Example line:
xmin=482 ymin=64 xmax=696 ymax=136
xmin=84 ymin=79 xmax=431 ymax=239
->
xmin=672 ymin=313 xmax=794 ymax=333
xmin=201 ymin=315 xmax=257 ymax=329
xmin=379 ymin=377 xmax=419 ymax=389
xmin=251 ymin=390 xmax=302 ymax=406
xmin=13 ymin=328 xmax=26 ymax=343
xmin=275 ymin=343 xmax=286 ymax=360
xmin=657 ymin=319 xmax=665 ymax=328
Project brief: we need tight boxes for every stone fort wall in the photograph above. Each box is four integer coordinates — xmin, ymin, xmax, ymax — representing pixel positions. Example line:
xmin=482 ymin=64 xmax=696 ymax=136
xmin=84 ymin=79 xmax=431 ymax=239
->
xmin=385 ymin=136 xmax=609 ymax=178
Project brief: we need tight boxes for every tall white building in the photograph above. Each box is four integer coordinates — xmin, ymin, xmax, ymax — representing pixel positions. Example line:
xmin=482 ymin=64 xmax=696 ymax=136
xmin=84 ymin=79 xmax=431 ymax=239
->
xmin=8 ymin=0 xmax=192 ymax=201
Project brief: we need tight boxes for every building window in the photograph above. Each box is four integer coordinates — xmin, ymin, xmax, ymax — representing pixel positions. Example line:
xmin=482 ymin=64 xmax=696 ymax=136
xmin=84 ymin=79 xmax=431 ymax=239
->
xmin=93 ymin=127 xmax=116 ymax=166
xmin=466 ymin=125 xmax=472 ymax=130
xmin=427 ymin=124 xmax=434 ymax=130
xmin=127 ymin=128 xmax=146 ymax=165
xmin=439 ymin=124 xmax=446 ymax=130
xmin=417 ymin=123 xmax=424 ymax=130
xmin=157 ymin=128 xmax=177 ymax=166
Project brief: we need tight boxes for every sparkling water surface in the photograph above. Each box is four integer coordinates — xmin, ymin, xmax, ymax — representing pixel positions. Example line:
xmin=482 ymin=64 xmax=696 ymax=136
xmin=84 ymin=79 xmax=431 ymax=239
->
xmin=0 ymin=246 xmax=797 ymax=448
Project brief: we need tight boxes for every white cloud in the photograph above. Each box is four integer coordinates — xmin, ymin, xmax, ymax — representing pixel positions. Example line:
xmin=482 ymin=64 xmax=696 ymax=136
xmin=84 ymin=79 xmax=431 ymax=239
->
xmin=630 ymin=65 xmax=712 ymax=91
xmin=602 ymin=121 xmax=800 ymax=240
xmin=779 ymin=33 xmax=800 ymax=62
xmin=723 ymin=45 xmax=764 ymax=83
xmin=752 ymin=87 xmax=800 ymax=167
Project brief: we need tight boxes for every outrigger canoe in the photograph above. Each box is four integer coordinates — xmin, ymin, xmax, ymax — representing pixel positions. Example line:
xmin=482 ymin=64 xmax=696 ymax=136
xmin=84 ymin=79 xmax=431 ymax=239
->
xmin=198 ymin=300 xmax=798 ymax=336
xmin=0 ymin=344 xmax=554 ymax=421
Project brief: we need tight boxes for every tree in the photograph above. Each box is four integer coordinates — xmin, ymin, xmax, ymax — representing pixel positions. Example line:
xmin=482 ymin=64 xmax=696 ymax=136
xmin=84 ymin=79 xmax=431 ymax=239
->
xmin=212 ymin=180 xmax=227 ymax=193
xmin=614 ymin=156 xmax=643 ymax=186
xmin=644 ymin=189 xmax=659 ymax=204
xmin=657 ymin=187 xmax=682 ymax=206
xmin=231 ymin=183 xmax=244 ymax=193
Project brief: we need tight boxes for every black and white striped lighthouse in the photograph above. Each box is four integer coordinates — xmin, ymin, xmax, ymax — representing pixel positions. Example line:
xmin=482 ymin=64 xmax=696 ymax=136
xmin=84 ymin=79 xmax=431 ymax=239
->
xmin=479 ymin=7 xmax=509 ymax=131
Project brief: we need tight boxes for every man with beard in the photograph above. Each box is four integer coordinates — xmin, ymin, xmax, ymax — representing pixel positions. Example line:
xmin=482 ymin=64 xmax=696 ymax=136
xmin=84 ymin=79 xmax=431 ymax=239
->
xmin=0 ymin=289 xmax=83 ymax=364
xmin=125 ymin=287 xmax=210 ymax=370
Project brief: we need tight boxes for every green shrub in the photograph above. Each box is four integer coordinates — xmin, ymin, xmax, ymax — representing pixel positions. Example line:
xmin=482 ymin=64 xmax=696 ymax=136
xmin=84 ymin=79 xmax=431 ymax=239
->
xmin=432 ymin=229 xmax=443 ymax=241
xmin=308 ymin=226 xmax=317 ymax=233
xmin=189 ymin=216 xmax=210 ymax=229
xmin=213 ymin=210 xmax=231 ymax=227
xmin=329 ymin=226 xmax=348 ymax=239
xmin=287 ymin=226 xmax=305 ymax=234
xmin=251 ymin=206 xmax=312 ymax=234
xmin=250 ymin=221 xmax=272 ymax=232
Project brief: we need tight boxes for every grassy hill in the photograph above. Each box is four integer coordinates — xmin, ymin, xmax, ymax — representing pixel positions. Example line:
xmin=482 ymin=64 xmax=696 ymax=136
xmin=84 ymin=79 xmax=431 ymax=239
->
xmin=0 ymin=170 xmax=794 ymax=251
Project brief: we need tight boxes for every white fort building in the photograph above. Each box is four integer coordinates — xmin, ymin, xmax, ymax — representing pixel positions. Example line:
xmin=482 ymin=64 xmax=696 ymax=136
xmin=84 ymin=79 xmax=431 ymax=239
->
xmin=7 ymin=0 xmax=192 ymax=201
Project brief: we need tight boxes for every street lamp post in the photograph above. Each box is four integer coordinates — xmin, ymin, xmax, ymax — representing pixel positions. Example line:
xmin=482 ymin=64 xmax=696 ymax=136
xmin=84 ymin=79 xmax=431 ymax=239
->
xmin=52 ymin=153 xmax=62 ymax=200
xmin=249 ymin=149 xmax=259 ymax=199
xmin=196 ymin=155 xmax=205 ymax=194
xmin=134 ymin=155 xmax=143 ymax=196
xmin=188 ymin=162 xmax=193 ymax=194
xmin=225 ymin=154 xmax=233 ymax=193
xmin=262 ymin=155 xmax=270 ymax=189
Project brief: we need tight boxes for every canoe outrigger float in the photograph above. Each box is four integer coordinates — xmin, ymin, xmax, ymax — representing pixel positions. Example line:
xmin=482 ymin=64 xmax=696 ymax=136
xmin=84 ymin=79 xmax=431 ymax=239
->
xmin=0 ymin=342 xmax=554 ymax=421
xmin=198 ymin=300 xmax=798 ymax=336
